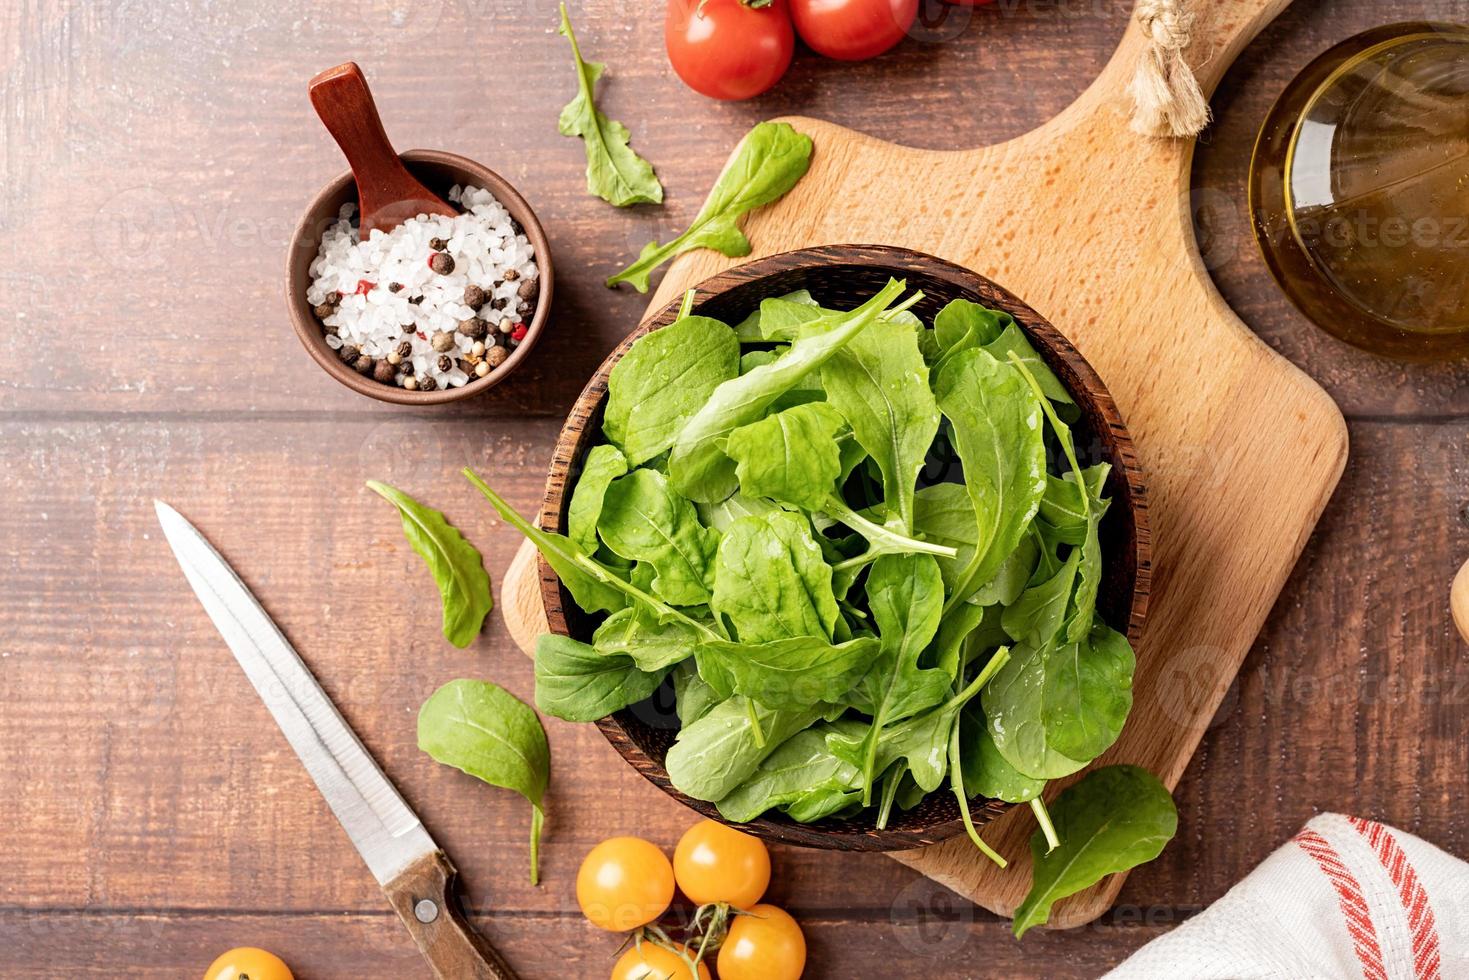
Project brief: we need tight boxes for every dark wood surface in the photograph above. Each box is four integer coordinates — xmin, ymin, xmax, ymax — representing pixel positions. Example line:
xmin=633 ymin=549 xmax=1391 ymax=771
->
xmin=3 ymin=1 xmax=1466 ymax=977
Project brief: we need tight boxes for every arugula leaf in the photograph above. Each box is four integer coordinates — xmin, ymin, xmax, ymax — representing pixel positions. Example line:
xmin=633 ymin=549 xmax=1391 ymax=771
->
xmin=933 ymin=349 xmax=1048 ymax=612
xmin=934 ymin=299 xmax=1009 ymax=352
xmin=982 ymin=623 xmax=1133 ymax=779
xmin=854 ymin=554 xmax=951 ymax=801
xmin=567 ymin=444 xmax=628 ymax=554
xmin=734 ymin=289 xmax=816 ymax=341
xmin=367 ymin=481 xmax=492 ymax=648
xmin=696 ymin=491 xmax=783 ymax=533
xmin=724 ymin=402 xmax=847 ymax=511
xmin=673 ymin=660 xmax=720 ymax=726
xmin=598 ymin=469 xmax=720 ymax=606
xmin=957 ymin=703 xmax=1044 ymax=803
xmin=464 ymin=469 xmax=628 ymax=615
xmin=593 ymin=605 xmax=699 ymax=672
xmin=821 ymin=316 xmax=939 ymax=533
xmin=418 ymin=679 xmax=550 ymax=884
xmin=1012 ymin=766 xmax=1177 ymax=937
xmin=555 ymin=4 xmax=662 ymax=207
xmin=712 ymin=511 xmax=839 ymax=643
xmin=608 ymin=121 xmax=813 ymax=291
xmin=985 ymin=322 xmax=1074 ymax=407
xmin=697 ymin=634 xmax=880 ymax=709
xmin=669 ymin=279 xmax=907 ymax=502
xmin=665 ymin=697 xmax=826 ymax=802
xmin=717 ymin=723 xmax=866 ymax=823
xmin=1038 ymin=464 xmax=1111 ymax=542
xmin=604 ymin=314 xmax=740 ymax=466
xmin=534 ymin=633 xmax=669 ymax=722
xmin=1002 ymin=548 xmax=1081 ymax=648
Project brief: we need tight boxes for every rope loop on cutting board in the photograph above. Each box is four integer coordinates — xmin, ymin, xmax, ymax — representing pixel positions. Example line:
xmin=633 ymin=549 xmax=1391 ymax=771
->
xmin=1128 ymin=0 xmax=1211 ymax=138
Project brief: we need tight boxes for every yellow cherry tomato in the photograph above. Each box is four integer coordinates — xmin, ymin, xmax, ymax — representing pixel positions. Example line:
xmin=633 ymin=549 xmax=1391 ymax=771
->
xmin=611 ymin=942 xmax=711 ymax=980
xmin=718 ymin=904 xmax=806 ymax=980
xmin=577 ymin=836 xmax=675 ymax=931
xmin=203 ymin=947 xmax=293 ymax=980
xmin=673 ymin=819 xmax=771 ymax=909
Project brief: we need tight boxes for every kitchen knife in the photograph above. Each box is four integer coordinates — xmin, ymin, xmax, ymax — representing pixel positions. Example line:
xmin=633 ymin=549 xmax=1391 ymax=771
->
xmin=155 ymin=500 xmax=517 ymax=980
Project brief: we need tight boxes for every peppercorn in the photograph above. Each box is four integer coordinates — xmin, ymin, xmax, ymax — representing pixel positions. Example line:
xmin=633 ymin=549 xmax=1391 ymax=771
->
xmin=408 ymin=295 xmax=423 ymax=306
xmin=419 ymin=376 xmax=438 ymax=392
xmin=386 ymin=351 xmax=401 ymax=366
xmin=400 ymin=359 xmax=414 ymax=375
xmin=428 ymin=252 xmax=454 ymax=275
xmin=322 ymin=322 xmax=339 ymax=338
xmin=517 ymin=278 xmax=538 ymax=302
xmin=395 ymin=340 xmax=412 ymax=359
xmin=429 ymin=237 xmax=448 ymax=251
xmin=475 ymin=360 xmax=491 ymax=378
xmin=431 ymin=330 xmax=456 ymax=353
xmin=402 ymin=322 xmax=417 ymax=334
xmin=463 ymin=284 xmax=487 ymax=309
xmin=388 ymin=282 xmax=404 ymax=293
xmin=471 ymin=341 xmax=486 ymax=358
xmin=373 ymin=360 xmax=396 ymax=383
xmin=313 ymin=302 xmax=336 ymax=319
xmin=511 ymin=324 xmax=528 ymax=344
xmin=503 ymin=268 xmax=519 ymax=282
xmin=436 ymin=354 xmax=453 ymax=373
xmin=403 ymin=376 xmax=419 ymax=391
xmin=498 ymin=317 xmax=513 ymax=333
xmin=490 ymin=296 xmax=507 ymax=311
xmin=354 ymin=354 xmax=375 ymax=375
xmin=485 ymin=345 xmax=508 ymax=368
xmin=456 ymin=317 xmax=487 ymax=340
xmin=325 ymin=291 xmax=342 ymax=304
xmin=458 ymin=358 xmax=477 ymax=375
xmin=337 ymin=344 xmax=360 ymax=364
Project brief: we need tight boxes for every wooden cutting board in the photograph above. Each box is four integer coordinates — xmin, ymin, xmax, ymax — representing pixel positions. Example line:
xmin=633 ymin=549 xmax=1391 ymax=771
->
xmin=502 ymin=0 xmax=1348 ymax=929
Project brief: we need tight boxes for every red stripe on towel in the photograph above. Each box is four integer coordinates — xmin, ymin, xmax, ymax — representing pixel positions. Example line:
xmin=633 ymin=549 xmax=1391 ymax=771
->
xmin=1294 ymin=827 xmax=1388 ymax=980
xmin=1348 ymin=817 xmax=1443 ymax=980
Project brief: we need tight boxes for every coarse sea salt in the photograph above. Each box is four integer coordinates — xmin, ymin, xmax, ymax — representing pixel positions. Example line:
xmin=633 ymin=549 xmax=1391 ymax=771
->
xmin=305 ymin=184 xmax=539 ymax=390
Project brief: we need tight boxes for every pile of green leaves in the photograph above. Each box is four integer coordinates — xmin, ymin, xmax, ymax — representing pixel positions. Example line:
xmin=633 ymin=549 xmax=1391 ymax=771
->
xmin=469 ymin=281 xmax=1178 ymax=932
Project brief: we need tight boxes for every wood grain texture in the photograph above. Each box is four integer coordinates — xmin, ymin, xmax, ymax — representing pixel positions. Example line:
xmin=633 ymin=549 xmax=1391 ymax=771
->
xmin=4 ymin=0 xmax=1468 ymax=975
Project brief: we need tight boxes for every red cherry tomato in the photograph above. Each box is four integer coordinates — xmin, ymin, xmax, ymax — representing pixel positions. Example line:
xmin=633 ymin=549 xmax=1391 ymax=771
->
xmin=665 ymin=0 xmax=795 ymax=101
xmin=789 ymin=0 xmax=918 ymax=61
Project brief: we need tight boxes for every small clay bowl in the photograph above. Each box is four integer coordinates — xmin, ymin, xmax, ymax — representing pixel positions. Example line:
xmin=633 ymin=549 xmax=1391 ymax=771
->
xmin=538 ymin=244 xmax=1152 ymax=851
xmin=285 ymin=149 xmax=552 ymax=405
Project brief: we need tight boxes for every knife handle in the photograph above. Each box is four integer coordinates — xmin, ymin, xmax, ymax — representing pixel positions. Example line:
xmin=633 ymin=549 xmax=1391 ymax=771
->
xmin=384 ymin=851 xmax=519 ymax=980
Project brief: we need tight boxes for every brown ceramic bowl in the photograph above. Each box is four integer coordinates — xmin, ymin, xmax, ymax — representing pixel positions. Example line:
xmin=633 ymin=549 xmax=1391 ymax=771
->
xmin=285 ymin=149 xmax=552 ymax=405
xmin=538 ymin=245 xmax=1151 ymax=851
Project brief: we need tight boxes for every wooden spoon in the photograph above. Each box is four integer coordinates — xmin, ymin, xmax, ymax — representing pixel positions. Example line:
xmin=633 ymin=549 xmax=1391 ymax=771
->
xmin=308 ymin=62 xmax=457 ymax=236
xmin=1453 ymin=557 xmax=1469 ymax=644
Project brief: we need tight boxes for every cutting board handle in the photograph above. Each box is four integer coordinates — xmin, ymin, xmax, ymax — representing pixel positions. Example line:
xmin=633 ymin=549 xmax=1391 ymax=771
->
xmin=1091 ymin=0 xmax=1292 ymax=119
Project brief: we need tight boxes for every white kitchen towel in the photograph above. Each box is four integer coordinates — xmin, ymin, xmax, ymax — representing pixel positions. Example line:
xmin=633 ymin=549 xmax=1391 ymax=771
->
xmin=1105 ymin=813 xmax=1469 ymax=980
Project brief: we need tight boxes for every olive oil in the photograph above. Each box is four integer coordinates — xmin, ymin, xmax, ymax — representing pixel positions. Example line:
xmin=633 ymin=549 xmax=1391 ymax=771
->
xmin=1250 ymin=23 xmax=1469 ymax=360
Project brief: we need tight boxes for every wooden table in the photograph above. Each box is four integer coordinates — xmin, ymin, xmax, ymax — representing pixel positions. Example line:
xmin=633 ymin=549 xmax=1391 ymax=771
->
xmin=4 ymin=1 xmax=1466 ymax=976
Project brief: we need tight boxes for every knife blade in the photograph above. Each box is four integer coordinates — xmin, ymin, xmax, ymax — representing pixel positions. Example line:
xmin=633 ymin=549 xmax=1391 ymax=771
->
xmin=156 ymin=500 xmax=517 ymax=980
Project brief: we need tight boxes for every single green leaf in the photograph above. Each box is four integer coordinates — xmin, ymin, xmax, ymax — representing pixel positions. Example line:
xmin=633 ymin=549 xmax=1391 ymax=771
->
xmin=1044 ymin=624 xmax=1135 ymax=763
xmin=608 ymin=122 xmax=813 ymax=291
xmin=697 ymin=634 xmax=880 ymax=709
xmin=534 ymin=633 xmax=669 ymax=722
xmin=854 ymin=554 xmax=950 ymax=800
xmin=417 ymin=679 xmax=550 ymax=884
xmin=555 ymin=4 xmax=662 ymax=207
xmin=464 ymin=469 xmax=628 ymax=615
xmin=598 ymin=469 xmax=720 ymax=606
xmin=665 ymin=697 xmax=825 ymax=802
xmin=912 ymin=483 xmax=1039 ymax=606
xmin=567 ymin=444 xmax=628 ymax=554
xmin=934 ymin=299 xmax=1009 ymax=352
xmin=604 ymin=314 xmax=740 ymax=465
xmin=734 ymin=289 xmax=816 ymax=341
xmin=933 ymin=350 xmax=1048 ymax=613
xmin=1037 ymin=464 xmax=1111 ymax=543
xmin=983 ymin=321 xmax=1074 ymax=407
xmin=593 ymin=605 xmax=699 ymax=672
xmin=958 ymin=703 xmax=1044 ymax=803
xmin=724 ymin=402 xmax=846 ymax=511
xmin=1012 ymin=766 xmax=1178 ymax=937
xmin=712 ymin=512 xmax=839 ymax=643
xmin=1002 ymin=549 xmax=1082 ymax=648
xmin=716 ymin=723 xmax=865 ymax=823
xmin=673 ymin=660 xmax=720 ymax=726
xmin=820 ymin=317 xmax=939 ymax=533
xmin=696 ymin=491 xmax=783 ymax=533
xmin=367 ymin=481 xmax=492 ymax=648
xmin=669 ymin=279 xmax=907 ymax=502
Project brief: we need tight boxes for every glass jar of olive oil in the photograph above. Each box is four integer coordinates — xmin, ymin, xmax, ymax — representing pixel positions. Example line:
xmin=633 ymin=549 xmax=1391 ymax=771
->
xmin=1250 ymin=22 xmax=1469 ymax=360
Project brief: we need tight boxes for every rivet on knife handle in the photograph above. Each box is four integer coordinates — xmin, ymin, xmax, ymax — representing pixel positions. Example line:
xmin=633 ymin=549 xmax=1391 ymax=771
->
xmin=384 ymin=851 xmax=519 ymax=980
